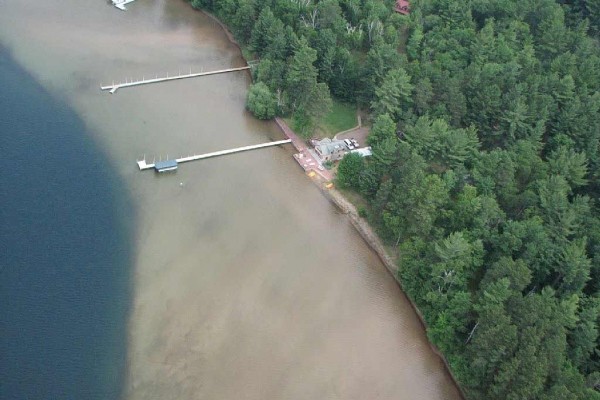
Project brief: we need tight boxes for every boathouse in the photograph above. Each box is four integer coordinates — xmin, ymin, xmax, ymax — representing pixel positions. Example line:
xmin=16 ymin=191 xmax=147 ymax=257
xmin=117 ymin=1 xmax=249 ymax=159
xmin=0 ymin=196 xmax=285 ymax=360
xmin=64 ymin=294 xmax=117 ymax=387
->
xmin=154 ymin=159 xmax=178 ymax=172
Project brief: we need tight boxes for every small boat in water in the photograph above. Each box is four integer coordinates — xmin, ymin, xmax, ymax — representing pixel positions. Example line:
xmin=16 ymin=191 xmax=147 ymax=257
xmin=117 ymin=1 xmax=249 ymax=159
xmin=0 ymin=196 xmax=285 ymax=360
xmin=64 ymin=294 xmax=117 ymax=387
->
xmin=112 ymin=0 xmax=135 ymax=11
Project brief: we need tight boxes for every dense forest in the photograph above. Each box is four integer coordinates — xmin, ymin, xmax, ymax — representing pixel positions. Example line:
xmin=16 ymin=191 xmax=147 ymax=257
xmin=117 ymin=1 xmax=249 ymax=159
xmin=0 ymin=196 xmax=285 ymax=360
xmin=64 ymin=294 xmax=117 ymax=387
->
xmin=189 ymin=0 xmax=599 ymax=398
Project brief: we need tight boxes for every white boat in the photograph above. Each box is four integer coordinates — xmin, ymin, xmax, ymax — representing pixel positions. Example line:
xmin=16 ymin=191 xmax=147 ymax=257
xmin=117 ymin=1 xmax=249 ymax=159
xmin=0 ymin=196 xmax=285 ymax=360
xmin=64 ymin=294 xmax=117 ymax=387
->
xmin=112 ymin=0 xmax=135 ymax=11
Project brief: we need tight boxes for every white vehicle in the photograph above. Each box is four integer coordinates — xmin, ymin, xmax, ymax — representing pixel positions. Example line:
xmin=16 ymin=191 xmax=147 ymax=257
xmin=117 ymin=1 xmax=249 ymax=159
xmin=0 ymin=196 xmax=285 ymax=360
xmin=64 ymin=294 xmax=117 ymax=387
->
xmin=344 ymin=139 xmax=354 ymax=150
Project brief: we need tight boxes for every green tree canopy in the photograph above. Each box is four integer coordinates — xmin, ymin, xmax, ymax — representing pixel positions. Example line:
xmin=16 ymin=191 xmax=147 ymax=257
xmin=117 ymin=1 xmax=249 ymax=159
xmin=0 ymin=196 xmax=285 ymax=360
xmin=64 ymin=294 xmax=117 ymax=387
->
xmin=246 ymin=82 xmax=278 ymax=120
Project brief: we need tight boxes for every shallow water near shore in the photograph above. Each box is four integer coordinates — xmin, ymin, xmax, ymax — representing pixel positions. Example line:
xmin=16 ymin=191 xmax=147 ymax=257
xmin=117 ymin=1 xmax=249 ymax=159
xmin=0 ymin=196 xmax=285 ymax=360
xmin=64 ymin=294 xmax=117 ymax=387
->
xmin=0 ymin=1 xmax=462 ymax=399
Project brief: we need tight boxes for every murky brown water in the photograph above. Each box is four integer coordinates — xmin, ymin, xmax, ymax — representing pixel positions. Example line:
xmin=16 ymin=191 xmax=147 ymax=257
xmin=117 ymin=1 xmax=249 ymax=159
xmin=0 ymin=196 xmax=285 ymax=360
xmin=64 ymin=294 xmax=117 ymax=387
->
xmin=0 ymin=1 xmax=462 ymax=399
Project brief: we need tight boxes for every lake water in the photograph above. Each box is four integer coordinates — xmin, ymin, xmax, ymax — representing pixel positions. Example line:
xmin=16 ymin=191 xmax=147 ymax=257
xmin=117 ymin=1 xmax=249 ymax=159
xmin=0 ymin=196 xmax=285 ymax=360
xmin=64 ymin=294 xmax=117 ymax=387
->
xmin=0 ymin=48 xmax=132 ymax=399
xmin=0 ymin=1 xmax=462 ymax=399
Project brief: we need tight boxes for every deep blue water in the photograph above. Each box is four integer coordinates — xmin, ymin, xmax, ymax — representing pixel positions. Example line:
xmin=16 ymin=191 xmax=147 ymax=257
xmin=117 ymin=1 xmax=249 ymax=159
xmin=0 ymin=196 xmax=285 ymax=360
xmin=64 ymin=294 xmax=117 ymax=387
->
xmin=0 ymin=49 xmax=133 ymax=400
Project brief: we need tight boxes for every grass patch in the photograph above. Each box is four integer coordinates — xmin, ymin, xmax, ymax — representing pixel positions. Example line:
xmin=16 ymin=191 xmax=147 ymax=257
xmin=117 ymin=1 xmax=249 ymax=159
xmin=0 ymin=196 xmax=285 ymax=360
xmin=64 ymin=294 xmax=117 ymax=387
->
xmin=337 ymin=187 xmax=370 ymax=211
xmin=283 ymin=115 xmax=312 ymax=138
xmin=280 ymin=100 xmax=357 ymax=138
xmin=317 ymin=101 xmax=357 ymax=137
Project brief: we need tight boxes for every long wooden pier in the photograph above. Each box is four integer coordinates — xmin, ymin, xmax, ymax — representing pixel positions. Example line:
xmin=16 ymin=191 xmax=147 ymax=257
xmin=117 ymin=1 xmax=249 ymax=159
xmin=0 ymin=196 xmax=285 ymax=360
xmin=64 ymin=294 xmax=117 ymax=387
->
xmin=137 ymin=139 xmax=292 ymax=171
xmin=101 ymin=66 xmax=251 ymax=94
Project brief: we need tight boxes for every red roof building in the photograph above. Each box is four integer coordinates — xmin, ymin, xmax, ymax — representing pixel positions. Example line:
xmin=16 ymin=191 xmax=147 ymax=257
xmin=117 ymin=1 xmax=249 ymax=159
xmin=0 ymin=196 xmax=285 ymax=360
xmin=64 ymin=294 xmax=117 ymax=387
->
xmin=394 ymin=0 xmax=410 ymax=15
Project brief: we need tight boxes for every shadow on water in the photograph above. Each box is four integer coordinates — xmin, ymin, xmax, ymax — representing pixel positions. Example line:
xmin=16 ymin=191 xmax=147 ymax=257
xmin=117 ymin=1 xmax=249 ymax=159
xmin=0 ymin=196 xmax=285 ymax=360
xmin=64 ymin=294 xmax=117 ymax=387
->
xmin=0 ymin=47 xmax=134 ymax=400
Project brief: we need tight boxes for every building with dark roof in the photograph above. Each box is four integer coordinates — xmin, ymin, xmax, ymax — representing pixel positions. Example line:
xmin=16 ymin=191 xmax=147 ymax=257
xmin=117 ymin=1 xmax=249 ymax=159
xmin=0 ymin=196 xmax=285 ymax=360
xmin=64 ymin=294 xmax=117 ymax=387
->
xmin=154 ymin=159 xmax=178 ymax=172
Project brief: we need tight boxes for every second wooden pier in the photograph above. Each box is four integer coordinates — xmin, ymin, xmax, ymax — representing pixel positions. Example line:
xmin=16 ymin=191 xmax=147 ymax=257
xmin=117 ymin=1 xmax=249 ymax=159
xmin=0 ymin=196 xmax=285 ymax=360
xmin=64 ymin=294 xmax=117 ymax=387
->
xmin=137 ymin=139 xmax=293 ymax=172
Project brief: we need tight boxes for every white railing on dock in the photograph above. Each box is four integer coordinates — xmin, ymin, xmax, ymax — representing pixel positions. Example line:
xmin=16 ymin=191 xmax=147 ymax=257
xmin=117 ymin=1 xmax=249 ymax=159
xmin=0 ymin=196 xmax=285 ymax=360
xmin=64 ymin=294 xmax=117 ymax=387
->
xmin=136 ymin=139 xmax=292 ymax=171
xmin=101 ymin=66 xmax=251 ymax=94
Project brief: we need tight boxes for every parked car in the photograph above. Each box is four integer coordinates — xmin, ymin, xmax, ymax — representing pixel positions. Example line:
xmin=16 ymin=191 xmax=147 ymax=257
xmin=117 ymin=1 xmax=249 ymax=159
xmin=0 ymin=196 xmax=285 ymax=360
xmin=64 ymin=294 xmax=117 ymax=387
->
xmin=351 ymin=139 xmax=359 ymax=148
xmin=344 ymin=138 xmax=355 ymax=150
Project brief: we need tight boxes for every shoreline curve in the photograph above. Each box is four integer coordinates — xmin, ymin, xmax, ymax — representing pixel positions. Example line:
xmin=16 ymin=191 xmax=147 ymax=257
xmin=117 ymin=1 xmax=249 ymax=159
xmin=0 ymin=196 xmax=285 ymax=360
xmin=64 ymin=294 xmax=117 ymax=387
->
xmin=196 ymin=6 xmax=467 ymax=399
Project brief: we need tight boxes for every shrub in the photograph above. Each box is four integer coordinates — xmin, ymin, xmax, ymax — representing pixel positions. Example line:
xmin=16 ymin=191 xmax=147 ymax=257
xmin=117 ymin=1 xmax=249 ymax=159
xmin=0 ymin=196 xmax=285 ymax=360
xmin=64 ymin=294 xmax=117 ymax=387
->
xmin=336 ymin=152 xmax=364 ymax=189
xmin=246 ymin=82 xmax=277 ymax=119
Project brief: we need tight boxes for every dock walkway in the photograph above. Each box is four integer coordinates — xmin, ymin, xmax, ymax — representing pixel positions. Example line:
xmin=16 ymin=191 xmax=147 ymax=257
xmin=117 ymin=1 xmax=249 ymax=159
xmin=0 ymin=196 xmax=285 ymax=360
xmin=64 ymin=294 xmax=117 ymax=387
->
xmin=137 ymin=139 xmax=292 ymax=171
xmin=101 ymin=66 xmax=251 ymax=94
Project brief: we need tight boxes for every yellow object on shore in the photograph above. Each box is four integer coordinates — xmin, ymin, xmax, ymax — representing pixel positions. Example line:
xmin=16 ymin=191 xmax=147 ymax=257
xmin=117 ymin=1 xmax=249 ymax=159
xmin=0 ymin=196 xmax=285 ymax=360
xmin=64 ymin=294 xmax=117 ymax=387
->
xmin=307 ymin=171 xmax=316 ymax=177
xmin=325 ymin=182 xmax=334 ymax=189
